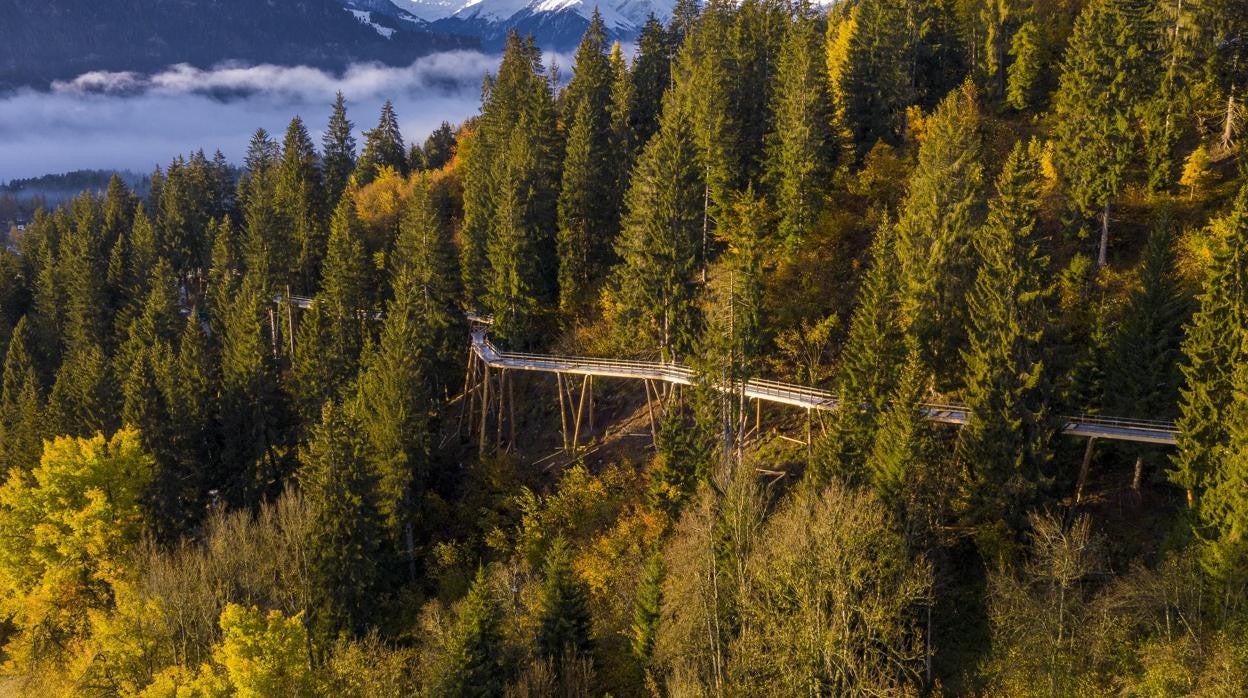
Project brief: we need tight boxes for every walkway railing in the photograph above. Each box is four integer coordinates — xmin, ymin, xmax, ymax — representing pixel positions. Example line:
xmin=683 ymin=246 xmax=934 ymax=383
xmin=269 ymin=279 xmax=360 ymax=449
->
xmin=470 ymin=331 xmax=1178 ymax=446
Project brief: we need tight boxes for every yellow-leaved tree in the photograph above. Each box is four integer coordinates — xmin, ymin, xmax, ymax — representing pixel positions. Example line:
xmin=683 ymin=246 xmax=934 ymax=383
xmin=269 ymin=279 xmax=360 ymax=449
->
xmin=0 ymin=428 xmax=155 ymax=679
xmin=141 ymin=603 xmax=314 ymax=698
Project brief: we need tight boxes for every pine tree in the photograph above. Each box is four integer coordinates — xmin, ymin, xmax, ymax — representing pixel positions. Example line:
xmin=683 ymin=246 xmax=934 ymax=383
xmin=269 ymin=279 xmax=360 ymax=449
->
xmin=1005 ymin=19 xmax=1040 ymax=110
xmin=821 ymin=223 xmax=905 ymax=483
xmin=956 ymin=141 xmax=1055 ymax=540
xmin=438 ymin=568 xmax=508 ymax=696
xmin=0 ymin=318 xmax=44 ymax=474
xmin=630 ymin=15 xmax=671 ymax=147
xmin=323 ymin=91 xmax=357 ymax=207
xmin=630 ymin=552 xmax=663 ymax=662
xmin=826 ymin=0 xmax=918 ymax=158
xmin=276 ymin=116 xmax=326 ymax=294
xmin=1172 ymin=186 xmax=1248 ymax=506
xmin=536 ymin=537 xmax=593 ymax=668
xmin=356 ymin=100 xmax=407 ymax=185
xmin=894 ymin=82 xmax=985 ymax=383
xmin=300 ymin=401 xmax=387 ymax=643
xmin=612 ymin=99 xmax=705 ymax=362
xmin=866 ymin=349 xmax=932 ymax=507
xmin=319 ymin=195 xmax=371 ymax=366
xmin=219 ymin=277 xmax=288 ymax=504
xmin=766 ymin=9 xmax=834 ymax=249
xmin=1051 ymin=0 xmax=1155 ymax=268
xmin=607 ymin=43 xmax=637 ymax=201
xmin=557 ymin=97 xmax=606 ymax=315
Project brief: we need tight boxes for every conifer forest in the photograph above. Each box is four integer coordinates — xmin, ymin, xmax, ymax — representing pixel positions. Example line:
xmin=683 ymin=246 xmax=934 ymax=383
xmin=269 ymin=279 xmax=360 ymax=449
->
xmin=3 ymin=0 xmax=1248 ymax=695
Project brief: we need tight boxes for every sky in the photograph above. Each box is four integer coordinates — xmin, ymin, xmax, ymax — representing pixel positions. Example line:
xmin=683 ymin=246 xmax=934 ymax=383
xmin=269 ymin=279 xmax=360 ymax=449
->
xmin=0 ymin=50 xmax=550 ymax=183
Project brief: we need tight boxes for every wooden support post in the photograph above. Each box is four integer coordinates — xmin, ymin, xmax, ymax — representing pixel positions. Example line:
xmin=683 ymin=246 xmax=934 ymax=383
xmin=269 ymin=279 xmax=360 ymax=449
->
xmin=1074 ymin=437 xmax=1097 ymax=505
xmin=556 ymin=373 xmax=570 ymax=452
xmin=285 ymin=286 xmax=295 ymax=357
xmin=495 ymin=370 xmax=504 ymax=452
xmin=508 ymin=370 xmax=516 ymax=452
xmin=644 ymin=379 xmax=658 ymax=447
xmin=479 ymin=365 xmax=490 ymax=457
xmin=268 ymin=308 xmax=279 ymax=359
xmin=457 ymin=351 xmax=475 ymax=439
xmin=587 ymin=376 xmax=594 ymax=441
xmin=571 ymin=375 xmax=589 ymax=453
xmin=805 ymin=408 xmax=813 ymax=465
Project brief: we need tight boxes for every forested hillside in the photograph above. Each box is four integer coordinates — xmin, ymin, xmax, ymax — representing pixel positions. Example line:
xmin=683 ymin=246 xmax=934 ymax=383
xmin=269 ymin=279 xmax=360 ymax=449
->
xmin=1 ymin=0 xmax=1247 ymax=695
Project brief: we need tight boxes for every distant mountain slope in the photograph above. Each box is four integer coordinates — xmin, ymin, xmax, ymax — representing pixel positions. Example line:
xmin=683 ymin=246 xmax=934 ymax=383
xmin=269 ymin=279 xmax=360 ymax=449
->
xmin=0 ymin=0 xmax=478 ymax=91
xmin=400 ymin=0 xmax=673 ymax=49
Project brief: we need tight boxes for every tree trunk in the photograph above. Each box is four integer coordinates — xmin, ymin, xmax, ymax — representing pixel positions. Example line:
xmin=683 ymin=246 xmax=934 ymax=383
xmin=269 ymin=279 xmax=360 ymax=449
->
xmin=1223 ymin=89 xmax=1238 ymax=152
xmin=1072 ymin=437 xmax=1097 ymax=515
xmin=1132 ymin=454 xmax=1144 ymax=492
xmin=1098 ymin=202 xmax=1110 ymax=269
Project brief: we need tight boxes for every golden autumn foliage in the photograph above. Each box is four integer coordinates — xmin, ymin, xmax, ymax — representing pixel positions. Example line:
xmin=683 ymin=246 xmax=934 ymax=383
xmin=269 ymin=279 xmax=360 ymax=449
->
xmin=0 ymin=428 xmax=155 ymax=675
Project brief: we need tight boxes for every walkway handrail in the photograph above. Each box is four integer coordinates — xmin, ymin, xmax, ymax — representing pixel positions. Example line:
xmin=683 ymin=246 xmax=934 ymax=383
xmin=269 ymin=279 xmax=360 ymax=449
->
xmin=470 ymin=332 xmax=1178 ymax=446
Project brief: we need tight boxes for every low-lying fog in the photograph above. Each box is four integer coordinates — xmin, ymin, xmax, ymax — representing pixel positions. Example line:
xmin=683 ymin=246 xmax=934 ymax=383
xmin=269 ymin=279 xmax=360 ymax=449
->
xmin=0 ymin=49 xmax=555 ymax=182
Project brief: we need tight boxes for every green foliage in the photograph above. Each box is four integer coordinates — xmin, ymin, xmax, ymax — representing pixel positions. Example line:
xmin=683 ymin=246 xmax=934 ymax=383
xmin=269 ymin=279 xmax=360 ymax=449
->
xmin=956 ymin=140 xmax=1055 ymax=545
xmin=612 ymin=99 xmax=705 ymax=362
xmin=322 ymin=92 xmax=357 ymax=207
xmin=894 ymin=81 xmax=985 ymax=382
xmin=356 ymin=100 xmax=408 ymax=185
xmin=536 ymin=537 xmax=594 ymax=668
xmin=436 ymin=568 xmax=508 ymax=696
xmin=299 ymin=401 xmax=388 ymax=645
xmin=630 ymin=552 xmax=663 ymax=662
xmin=766 ymin=9 xmax=834 ymax=249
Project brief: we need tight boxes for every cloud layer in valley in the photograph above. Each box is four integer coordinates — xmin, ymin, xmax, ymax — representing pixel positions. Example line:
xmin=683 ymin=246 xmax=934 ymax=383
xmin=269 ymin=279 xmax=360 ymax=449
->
xmin=0 ymin=50 xmax=558 ymax=182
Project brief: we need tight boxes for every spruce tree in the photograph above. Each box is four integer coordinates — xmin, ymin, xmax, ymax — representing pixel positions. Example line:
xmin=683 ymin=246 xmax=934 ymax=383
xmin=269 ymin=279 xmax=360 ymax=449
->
xmin=557 ymin=97 xmax=606 ymax=315
xmin=607 ymin=43 xmax=637 ymax=202
xmin=1105 ymin=222 xmax=1190 ymax=487
xmin=318 ymin=195 xmax=371 ymax=366
xmin=956 ymin=141 xmax=1055 ymax=540
xmin=630 ymin=552 xmax=663 ymax=662
xmin=1051 ymin=0 xmax=1155 ymax=268
xmin=866 ymin=349 xmax=933 ymax=508
xmin=612 ymin=99 xmax=705 ymax=362
xmin=276 ymin=116 xmax=326 ymax=294
xmin=300 ymin=401 xmax=387 ymax=643
xmin=766 ymin=9 xmax=834 ymax=249
xmin=0 ymin=317 xmax=44 ymax=474
xmin=557 ymin=13 xmax=618 ymax=317
xmin=536 ymin=537 xmax=593 ymax=669
xmin=438 ymin=568 xmax=508 ymax=696
xmin=826 ymin=0 xmax=918 ymax=158
xmin=356 ymin=100 xmax=407 ymax=185
xmin=822 ymin=223 xmax=905 ymax=483
xmin=323 ymin=91 xmax=357 ymax=207
xmin=630 ymin=16 xmax=671 ymax=147
xmin=1172 ymin=186 xmax=1248 ymax=506
xmin=894 ymin=82 xmax=985 ymax=384
xmin=421 ymin=121 xmax=457 ymax=171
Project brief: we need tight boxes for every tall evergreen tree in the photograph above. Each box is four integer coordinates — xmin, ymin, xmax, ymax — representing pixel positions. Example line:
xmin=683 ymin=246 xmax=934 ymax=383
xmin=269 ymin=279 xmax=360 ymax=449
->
xmin=866 ymin=349 xmax=933 ymax=508
xmin=276 ymin=116 xmax=326 ymax=293
xmin=356 ymin=100 xmax=407 ymax=185
xmin=322 ymin=91 xmax=358 ymax=207
xmin=612 ymin=100 xmax=705 ymax=362
xmin=300 ymin=401 xmax=387 ymax=643
xmin=438 ymin=568 xmax=508 ymax=696
xmin=0 ymin=318 xmax=44 ymax=474
xmin=766 ymin=8 xmax=834 ymax=248
xmin=822 ymin=223 xmax=905 ymax=483
xmin=1172 ymin=186 xmax=1248 ymax=507
xmin=536 ymin=537 xmax=593 ymax=669
xmin=1051 ymin=0 xmax=1155 ymax=268
xmin=956 ymin=141 xmax=1055 ymax=543
xmin=894 ymin=82 xmax=985 ymax=384
xmin=630 ymin=15 xmax=672 ymax=147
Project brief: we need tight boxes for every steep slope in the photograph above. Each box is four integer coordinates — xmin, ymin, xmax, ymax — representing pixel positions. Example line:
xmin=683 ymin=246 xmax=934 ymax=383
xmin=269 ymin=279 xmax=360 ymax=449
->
xmin=403 ymin=0 xmax=673 ymax=49
xmin=0 ymin=0 xmax=478 ymax=91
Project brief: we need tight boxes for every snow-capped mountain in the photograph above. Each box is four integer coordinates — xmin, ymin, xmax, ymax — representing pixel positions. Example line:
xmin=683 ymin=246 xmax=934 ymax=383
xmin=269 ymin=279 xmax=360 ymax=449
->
xmin=393 ymin=0 xmax=673 ymax=49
